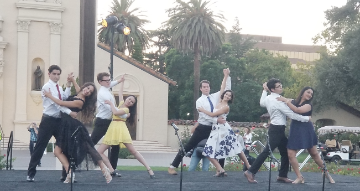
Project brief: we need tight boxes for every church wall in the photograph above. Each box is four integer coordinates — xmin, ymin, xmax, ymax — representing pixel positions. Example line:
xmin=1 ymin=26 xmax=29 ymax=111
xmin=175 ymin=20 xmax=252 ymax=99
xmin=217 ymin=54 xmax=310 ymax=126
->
xmin=95 ymin=46 xmax=169 ymax=146
xmin=0 ymin=0 xmax=81 ymax=143
xmin=0 ymin=0 xmax=22 ymax=137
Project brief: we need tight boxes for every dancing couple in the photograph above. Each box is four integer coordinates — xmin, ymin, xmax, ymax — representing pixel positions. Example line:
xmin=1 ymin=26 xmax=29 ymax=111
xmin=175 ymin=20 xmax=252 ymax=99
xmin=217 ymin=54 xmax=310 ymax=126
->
xmin=244 ymin=78 xmax=335 ymax=184
xmin=168 ymin=68 xmax=250 ymax=176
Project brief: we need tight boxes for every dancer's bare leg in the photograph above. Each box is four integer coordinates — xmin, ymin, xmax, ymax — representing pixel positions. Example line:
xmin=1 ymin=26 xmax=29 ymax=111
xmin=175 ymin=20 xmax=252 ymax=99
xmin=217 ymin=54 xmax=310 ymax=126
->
xmin=238 ymin=151 xmax=251 ymax=169
xmin=308 ymin=146 xmax=335 ymax=183
xmin=288 ymin=149 xmax=302 ymax=179
xmin=124 ymin=143 xmax=154 ymax=175
xmin=308 ymin=146 xmax=324 ymax=167
xmin=97 ymin=143 xmax=114 ymax=172
xmin=208 ymin=157 xmax=224 ymax=172
xmin=54 ymin=146 xmax=70 ymax=173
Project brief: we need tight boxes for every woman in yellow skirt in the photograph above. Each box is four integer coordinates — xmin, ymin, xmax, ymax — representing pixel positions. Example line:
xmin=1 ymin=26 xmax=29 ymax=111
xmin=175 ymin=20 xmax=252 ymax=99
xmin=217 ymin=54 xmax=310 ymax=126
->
xmin=97 ymin=75 xmax=155 ymax=178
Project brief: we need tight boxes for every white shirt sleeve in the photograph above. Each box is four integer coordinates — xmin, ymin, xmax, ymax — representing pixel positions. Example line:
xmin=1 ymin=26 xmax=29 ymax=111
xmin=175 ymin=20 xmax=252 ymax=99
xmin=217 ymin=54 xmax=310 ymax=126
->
xmin=109 ymin=81 xmax=119 ymax=89
xmin=225 ymin=76 xmax=231 ymax=91
xmin=60 ymin=106 xmax=72 ymax=115
xmin=63 ymin=87 xmax=71 ymax=100
xmin=277 ymin=102 xmax=310 ymax=122
xmin=260 ymin=91 xmax=267 ymax=107
xmin=97 ymin=90 xmax=112 ymax=111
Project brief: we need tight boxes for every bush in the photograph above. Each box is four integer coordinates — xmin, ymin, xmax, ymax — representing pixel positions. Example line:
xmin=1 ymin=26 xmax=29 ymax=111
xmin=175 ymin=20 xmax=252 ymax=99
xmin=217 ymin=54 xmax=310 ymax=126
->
xmin=180 ymin=126 xmax=192 ymax=146
xmin=118 ymin=148 xmax=132 ymax=159
xmin=46 ymin=143 xmax=54 ymax=152
xmin=0 ymin=152 xmax=15 ymax=170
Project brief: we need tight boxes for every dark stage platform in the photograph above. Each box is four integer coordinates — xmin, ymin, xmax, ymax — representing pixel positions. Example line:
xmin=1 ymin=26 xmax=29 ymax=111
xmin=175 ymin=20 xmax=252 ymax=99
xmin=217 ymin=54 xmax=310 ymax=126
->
xmin=0 ymin=170 xmax=358 ymax=191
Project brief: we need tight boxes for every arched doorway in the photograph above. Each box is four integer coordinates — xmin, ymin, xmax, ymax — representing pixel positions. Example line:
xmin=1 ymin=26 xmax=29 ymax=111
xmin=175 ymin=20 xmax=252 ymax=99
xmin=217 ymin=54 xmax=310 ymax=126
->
xmin=112 ymin=74 xmax=143 ymax=140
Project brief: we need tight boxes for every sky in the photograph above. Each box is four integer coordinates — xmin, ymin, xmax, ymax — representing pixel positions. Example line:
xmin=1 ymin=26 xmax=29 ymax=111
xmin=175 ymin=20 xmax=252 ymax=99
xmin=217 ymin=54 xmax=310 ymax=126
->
xmin=97 ymin=0 xmax=348 ymax=45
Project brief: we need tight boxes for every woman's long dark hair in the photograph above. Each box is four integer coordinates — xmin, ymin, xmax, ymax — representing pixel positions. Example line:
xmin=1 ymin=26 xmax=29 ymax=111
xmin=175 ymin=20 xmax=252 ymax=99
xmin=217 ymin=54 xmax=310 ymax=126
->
xmin=126 ymin=95 xmax=137 ymax=126
xmin=294 ymin=87 xmax=314 ymax=106
xmin=220 ymin=90 xmax=234 ymax=104
xmin=79 ymin=82 xmax=97 ymax=122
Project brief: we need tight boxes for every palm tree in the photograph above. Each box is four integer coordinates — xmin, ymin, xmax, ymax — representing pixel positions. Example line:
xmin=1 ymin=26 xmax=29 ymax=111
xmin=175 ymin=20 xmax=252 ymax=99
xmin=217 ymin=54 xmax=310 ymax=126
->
xmin=98 ymin=0 xmax=150 ymax=54
xmin=165 ymin=0 xmax=226 ymax=119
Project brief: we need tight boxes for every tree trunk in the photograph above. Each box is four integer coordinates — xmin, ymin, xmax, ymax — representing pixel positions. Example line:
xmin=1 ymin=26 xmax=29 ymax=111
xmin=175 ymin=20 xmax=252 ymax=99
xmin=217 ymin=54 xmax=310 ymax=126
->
xmin=193 ymin=43 xmax=200 ymax=120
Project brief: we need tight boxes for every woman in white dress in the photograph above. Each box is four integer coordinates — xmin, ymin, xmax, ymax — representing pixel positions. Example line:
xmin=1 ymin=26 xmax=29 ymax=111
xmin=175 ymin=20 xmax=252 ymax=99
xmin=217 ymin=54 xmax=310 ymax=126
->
xmin=198 ymin=73 xmax=250 ymax=177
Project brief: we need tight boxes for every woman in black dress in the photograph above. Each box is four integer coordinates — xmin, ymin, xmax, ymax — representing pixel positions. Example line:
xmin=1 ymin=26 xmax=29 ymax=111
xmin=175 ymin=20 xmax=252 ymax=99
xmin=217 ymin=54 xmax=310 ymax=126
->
xmin=44 ymin=75 xmax=112 ymax=183
xmin=277 ymin=87 xmax=334 ymax=184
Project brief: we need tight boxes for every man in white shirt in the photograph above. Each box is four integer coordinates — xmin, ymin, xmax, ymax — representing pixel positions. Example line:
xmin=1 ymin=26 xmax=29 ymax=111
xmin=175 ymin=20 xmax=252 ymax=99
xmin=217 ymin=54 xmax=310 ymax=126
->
xmin=27 ymin=65 xmax=77 ymax=182
xmin=90 ymin=72 xmax=123 ymax=177
xmin=168 ymin=69 xmax=230 ymax=175
xmin=244 ymin=78 xmax=310 ymax=183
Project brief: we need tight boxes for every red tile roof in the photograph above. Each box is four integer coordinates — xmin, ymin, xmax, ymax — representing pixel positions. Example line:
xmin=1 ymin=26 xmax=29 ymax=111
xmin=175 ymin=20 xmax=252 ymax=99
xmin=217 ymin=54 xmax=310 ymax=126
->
xmin=97 ymin=43 xmax=177 ymax=86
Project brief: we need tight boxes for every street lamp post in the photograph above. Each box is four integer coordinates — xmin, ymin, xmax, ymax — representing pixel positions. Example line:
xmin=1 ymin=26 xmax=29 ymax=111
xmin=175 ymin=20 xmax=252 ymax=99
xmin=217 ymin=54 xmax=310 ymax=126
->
xmin=101 ymin=16 xmax=131 ymax=80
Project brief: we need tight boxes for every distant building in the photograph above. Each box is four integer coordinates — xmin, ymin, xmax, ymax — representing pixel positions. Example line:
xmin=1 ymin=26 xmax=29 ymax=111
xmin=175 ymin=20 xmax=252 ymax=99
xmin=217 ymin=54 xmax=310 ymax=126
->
xmin=225 ymin=34 xmax=325 ymax=66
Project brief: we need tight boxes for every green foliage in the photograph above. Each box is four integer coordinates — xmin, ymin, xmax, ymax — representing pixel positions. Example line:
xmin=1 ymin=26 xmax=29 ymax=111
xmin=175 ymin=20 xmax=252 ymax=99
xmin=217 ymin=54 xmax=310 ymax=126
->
xmin=132 ymin=38 xmax=144 ymax=63
xmin=312 ymin=1 xmax=360 ymax=112
xmin=313 ymin=0 xmax=360 ymax=53
xmin=143 ymin=27 xmax=172 ymax=74
xmin=46 ymin=143 xmax=54 ymax=152
xmin=302 ymin=162 xmax=360 ymax=177
xmin=165 ymin=0 xmax=227 ymax=119
xmin=180 ymin=126 xmax=192 ymax=146
xmin=98 ymin=0 xmax=150 ymax=54
xmin=283 ymin=63 xmax=315 ymax=99
xmin=0 ymin=151 xmax=15 ymax=170
xmin=61 ymin=77 xmax=79 ymax=96
xmin=118 ymin=147 xmax=132 ymax=159
xmin=165 ymin=49 xmax=194 ymax=119
xmin=228 ymin=17 xmax=256 ymax=59
xmin=243 ymin=50 xmax=293 ymax=86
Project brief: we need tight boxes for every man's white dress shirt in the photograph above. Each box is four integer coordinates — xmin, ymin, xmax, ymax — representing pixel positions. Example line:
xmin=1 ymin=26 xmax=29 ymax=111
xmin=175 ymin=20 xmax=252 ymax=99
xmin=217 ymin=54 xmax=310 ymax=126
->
xmin=42 ymin=80 xmax=72 ymax=118
xmin=96 ymin=81 xmax=119 ymax=120
xmin=259 ymin=91 xmax=309 ymax=126
xmin=196 ymin=76 xmax=231 ymax=126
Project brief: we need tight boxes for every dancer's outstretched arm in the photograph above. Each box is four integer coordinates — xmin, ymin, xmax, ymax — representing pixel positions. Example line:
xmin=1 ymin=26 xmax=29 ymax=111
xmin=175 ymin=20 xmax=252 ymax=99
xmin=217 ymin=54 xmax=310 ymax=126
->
xmin=43 ymin=89 xmax=84 ymax=109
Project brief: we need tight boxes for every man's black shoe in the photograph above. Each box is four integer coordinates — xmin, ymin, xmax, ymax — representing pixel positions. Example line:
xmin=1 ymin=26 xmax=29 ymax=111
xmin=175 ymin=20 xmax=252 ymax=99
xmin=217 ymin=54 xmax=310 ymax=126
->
xmin=26 ymin=176 xmax=34 ymax=182
xmin=111 ymin=170 xmax=122 ymax=177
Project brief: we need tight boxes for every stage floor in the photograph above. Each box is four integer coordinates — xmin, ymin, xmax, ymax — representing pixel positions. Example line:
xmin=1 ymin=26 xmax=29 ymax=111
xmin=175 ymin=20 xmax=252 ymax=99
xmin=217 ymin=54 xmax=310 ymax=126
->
xmin=0 ymin=170 xmax=358 ymax=191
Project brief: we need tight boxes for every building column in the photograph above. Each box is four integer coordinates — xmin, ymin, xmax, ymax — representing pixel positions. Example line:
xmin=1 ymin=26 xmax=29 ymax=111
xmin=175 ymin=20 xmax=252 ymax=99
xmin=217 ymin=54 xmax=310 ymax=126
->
xmin=14 ymin=20 xmax=31 ymax=121
xmin=0 ymin=15 xmax=8 ymax=127
xmin=49 ymin=22 xmax=62 ymax=66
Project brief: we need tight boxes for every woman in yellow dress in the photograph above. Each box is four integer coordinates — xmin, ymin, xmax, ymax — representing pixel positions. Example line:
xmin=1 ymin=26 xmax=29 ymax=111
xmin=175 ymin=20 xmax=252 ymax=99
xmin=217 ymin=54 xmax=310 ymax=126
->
xmin=97 ymin=74 xmax=155 ymax=178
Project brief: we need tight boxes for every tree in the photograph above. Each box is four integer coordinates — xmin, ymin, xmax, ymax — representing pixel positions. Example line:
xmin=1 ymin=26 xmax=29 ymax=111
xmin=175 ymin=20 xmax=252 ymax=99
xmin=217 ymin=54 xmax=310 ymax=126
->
xmin=313 ymin=0 xmax=360 ymax=53
xmin=312 ymin=1 xmax=360 ymax=112
xmin=283 ymin=63 xmax=315 ymax=99
xmin=98 ymin=0 xmax=150 ymax=54
xmin=132 ymin=38 xmax=144 ymax=63
xmin=228 ymin=17 xmax=255 ymax=59
xmin=165 ymin=49 xmax=194 ymax=119
xmin=143 ymin=27 xmax=172 ymax=74
xmin=165 ymin=0 xmax=226 ymax=119
xmin=243 ymin=49 xmax=294 ymax=87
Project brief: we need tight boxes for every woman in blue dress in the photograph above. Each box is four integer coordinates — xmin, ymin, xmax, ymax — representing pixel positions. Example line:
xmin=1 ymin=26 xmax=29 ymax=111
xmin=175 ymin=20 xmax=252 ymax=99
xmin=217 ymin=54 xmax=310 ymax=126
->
xmin=277 ymin=87 xmax=334 ymax=184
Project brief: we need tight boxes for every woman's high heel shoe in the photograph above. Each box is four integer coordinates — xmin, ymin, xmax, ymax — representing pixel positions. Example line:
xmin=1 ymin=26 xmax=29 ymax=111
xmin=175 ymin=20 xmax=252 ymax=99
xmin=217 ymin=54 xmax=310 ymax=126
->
xmin=292 ymin=176 xmax=305 ymax=184
xmin=102 ymin=168 xmax=112 ymax=183
xmin=64 ymin=171 xmax=75 ymax=183
xmin=147 ymin=168 xmax=155 ymax=179
xmin=324 ymin=171 xmax=335 ymax=184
